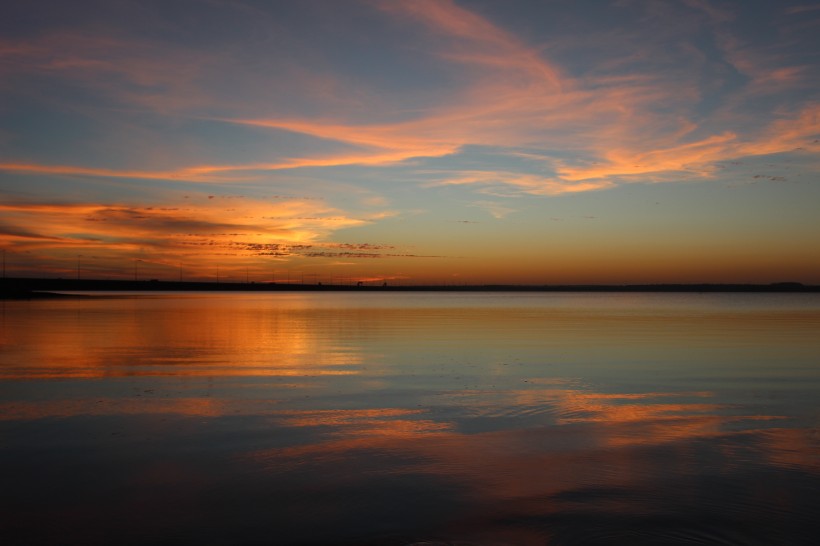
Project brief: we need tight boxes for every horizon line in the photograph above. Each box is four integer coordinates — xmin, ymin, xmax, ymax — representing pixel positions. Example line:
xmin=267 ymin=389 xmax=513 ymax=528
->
xmin=2 ymin=276 xmax=817 ymax=295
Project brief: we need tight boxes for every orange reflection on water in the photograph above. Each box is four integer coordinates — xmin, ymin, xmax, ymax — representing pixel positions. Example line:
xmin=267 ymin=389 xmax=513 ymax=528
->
xmin=3 ymin=293 xmax=818 ymax=546
xmin=279 ymin=407 xmax=427 ymax=426
xmin=242 ymin=383 xmax=796 ymax=504
xmin=278 ymin=408 xmax=455 ymax=439
xmin=244 ymin=416 xmax=672 ymax=508
xmin=760 ymin=428 xmax=820 ymax=473
xmin=1 ymin=296 xmax=366 ymax=379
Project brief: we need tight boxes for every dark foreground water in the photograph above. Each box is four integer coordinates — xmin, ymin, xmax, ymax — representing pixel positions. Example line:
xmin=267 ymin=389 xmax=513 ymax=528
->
xmin=1 ymin=292 xmax=819 ymax=545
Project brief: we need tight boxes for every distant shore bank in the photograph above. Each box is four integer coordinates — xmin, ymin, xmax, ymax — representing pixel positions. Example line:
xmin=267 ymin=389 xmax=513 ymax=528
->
xmin=1 ymin=277 xmax=817 ymax=299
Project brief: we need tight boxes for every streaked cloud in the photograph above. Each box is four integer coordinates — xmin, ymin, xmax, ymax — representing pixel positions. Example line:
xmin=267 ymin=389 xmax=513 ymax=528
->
xmin=0 ymin=0 xmax=817 ymax=282
xmin=214 ymin=0 xmax=818 ymax=198
xmin=0 ymin=196 xmax=403 ymax=277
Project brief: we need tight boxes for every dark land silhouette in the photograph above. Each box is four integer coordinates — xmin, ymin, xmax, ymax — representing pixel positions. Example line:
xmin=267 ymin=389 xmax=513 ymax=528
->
xmin=1 ymin=276 xmax=817 ymax=299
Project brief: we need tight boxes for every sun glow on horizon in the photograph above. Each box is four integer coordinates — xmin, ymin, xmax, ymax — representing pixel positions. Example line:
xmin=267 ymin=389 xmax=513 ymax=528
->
xmin=1 ymin=0 xmax=818 ymax=284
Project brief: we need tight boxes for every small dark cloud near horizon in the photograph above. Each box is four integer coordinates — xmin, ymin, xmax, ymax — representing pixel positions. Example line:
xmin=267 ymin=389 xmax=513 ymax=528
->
xmin=175 ymin=240 xmax=416 ymax=260
xmin=327 ymin=243 xmax=396 ymax=250
xmin=304 ymin=252 xmax=382 ymax=259
xmin=301 ymin=252 xmax=450 ymax=259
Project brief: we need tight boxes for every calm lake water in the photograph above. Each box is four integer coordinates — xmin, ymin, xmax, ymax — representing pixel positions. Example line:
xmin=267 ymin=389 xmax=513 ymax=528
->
xmin=1 ymin=292 xmax=819 ymax=545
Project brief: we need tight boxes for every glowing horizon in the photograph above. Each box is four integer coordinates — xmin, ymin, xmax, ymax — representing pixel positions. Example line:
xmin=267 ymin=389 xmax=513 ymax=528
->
xmin=1 ymin=0 xmax=818 ymax=284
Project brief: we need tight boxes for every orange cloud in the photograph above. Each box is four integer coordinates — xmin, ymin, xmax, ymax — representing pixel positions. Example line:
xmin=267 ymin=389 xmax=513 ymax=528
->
xmin=0 ymin=196 xmax=394 ymax=278
xmin=0 ymin=145 xmax=465 ymax=181
xmin=217 ymin=2 xmax=817 ymax=196
xmin=430 ymin=170 xmax=616 ymax=197
xmin=2 ymin=0 xmax=817 ymax=257
xmin=227 ymin=86 xmax=818 ymax=195
xmin=237 ymin=381 xmax=801 ymax=518
xmin=559 ymin=104 xmax=820 ymax=183
xmin=0 ymin=162 xmax=256 ymax=183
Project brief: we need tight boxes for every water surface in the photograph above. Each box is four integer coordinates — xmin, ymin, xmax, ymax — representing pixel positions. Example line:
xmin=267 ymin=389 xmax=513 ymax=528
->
xmin=2 ymin=292 xmax=819 ymax=545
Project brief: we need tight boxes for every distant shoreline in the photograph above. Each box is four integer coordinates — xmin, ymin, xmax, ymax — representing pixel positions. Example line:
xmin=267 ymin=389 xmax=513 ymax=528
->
xmin=1 ymin=277 xmax=817 ymax=299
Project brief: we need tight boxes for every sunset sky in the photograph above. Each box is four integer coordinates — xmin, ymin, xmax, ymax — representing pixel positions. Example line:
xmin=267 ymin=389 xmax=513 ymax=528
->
xmin=1 ymin=0 xmax=818 ymax=284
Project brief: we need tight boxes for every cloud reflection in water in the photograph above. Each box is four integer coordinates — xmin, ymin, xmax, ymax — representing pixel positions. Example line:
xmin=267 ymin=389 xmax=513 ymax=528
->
xmin=1 ymin=292 xmax=819 ymax=545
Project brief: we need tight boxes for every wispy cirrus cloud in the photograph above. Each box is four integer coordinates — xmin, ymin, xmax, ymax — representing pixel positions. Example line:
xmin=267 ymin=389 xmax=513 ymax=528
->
xmin=375 ymin=0 xmax=565 ymax=91
xmin=4 ymin=0 xmax=814 ymax=199
xmin=429 ymin=170 xmax=616 ymax=197
xmin=0 ymin=162 xmax=240 ymax=183
xmin=214 ymin=0 xmax=818 ymax=197
xmin=1 ymin=1 xmax=817 ymax=283
xmin=558 ymin=104 xmax=820 ymax=183
xmin=0 ymin=144 xmax=470 ymax=182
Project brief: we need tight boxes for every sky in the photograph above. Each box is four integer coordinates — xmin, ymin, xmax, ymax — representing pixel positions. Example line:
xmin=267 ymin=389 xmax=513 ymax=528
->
xmin=0 ymin=0 xmax=818 ymax=285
